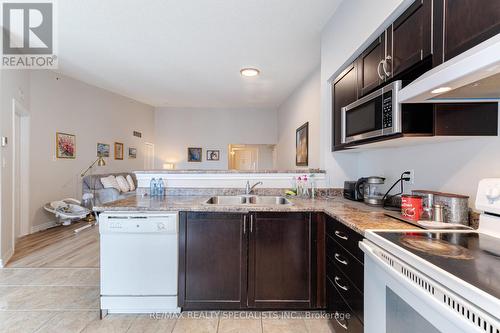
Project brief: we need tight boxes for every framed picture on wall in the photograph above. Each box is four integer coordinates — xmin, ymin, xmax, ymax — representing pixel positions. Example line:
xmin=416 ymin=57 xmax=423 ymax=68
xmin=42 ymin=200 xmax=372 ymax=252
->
xmin=296 ymin=122 xmax=308 ymax=166
xmin=128 ymin=147 xmax=137 ymax=159
xmin=97 ymin=143 xmax=110 ymax=157
xmin=187 ymin=147 xmax=202 ymax=162
xmin=56 ymin=132 xmax=76 ymax=159
xmin=114 ymin=142 xmax=124 ymax=160
xmin=206 ymin=150 xmax=220 ymax=161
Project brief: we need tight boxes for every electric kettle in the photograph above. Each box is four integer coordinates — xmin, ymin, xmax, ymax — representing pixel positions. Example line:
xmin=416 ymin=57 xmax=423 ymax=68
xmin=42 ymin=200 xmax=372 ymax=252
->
xmin=355 ymin=176 xmax=386 ymax=206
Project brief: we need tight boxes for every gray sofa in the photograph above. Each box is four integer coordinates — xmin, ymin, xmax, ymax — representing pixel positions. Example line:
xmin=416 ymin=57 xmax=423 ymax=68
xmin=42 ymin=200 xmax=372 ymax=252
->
xmin=82 ymin=173 xmax=137 ymax=205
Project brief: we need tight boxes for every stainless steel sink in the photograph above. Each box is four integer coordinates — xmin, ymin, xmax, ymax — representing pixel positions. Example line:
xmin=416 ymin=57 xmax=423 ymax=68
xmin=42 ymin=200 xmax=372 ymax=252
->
xmin=203 ymin=195 xmax=292 ymax=206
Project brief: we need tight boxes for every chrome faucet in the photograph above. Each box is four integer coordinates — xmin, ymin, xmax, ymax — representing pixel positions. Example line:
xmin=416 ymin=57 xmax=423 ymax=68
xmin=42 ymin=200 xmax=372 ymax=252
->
xmin=245 ymin=181 xmax=263 ymax=195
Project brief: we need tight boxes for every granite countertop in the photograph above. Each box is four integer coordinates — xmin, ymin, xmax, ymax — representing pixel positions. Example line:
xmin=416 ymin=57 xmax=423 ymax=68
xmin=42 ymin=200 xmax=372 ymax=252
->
xmin=94 ymin=195 xmax=419 ymax=236
xmin=134 ymin=169 xmax=325 ymax=174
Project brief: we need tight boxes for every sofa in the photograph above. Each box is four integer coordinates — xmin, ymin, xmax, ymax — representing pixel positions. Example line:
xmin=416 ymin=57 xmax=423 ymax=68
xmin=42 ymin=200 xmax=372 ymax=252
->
xmin=82 ymin=172 xmax=137 ymax=205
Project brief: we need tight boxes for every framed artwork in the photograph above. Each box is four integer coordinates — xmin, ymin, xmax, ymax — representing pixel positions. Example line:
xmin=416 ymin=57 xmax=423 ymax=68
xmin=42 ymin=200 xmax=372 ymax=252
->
xmin=207 ymin=150 xmax=220 ymax=161
xmin=114 ymin=142 xmax=124 ymax=160
xmin=56 ymin=132 xmax=76 ymax=159
xmin=296 ymin=122 xmax=309 ymax=166
xmin=187 ymin=147 xmax=202 ymax=162
xmin=128 ymin=147 xmax=137 ymax=159
xmin=97 ymin=143 xmax=110 ymax=157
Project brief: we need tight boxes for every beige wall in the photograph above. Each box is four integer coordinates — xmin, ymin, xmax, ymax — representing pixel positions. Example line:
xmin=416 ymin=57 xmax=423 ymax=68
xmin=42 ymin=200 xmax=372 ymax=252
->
xmin=154 ymin=107 xmax=277 ymax=170
xmin=276 ymin=67 xmax=320 ymax=169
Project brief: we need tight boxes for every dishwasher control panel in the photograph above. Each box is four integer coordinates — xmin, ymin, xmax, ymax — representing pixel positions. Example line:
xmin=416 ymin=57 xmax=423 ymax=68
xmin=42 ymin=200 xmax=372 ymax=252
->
xmin=99 ymin=212 xmax=178 ymax=234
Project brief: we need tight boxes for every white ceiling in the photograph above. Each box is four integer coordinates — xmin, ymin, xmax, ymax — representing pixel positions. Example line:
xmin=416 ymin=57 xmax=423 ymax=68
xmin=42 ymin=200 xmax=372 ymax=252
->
xmin=57 ymin=0 xmax=342 ymax=108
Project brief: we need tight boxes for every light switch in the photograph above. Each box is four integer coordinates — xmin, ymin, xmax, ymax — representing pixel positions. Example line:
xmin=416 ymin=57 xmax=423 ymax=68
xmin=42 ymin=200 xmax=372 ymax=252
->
xmin=1 ymin=137 xmax=7 ymax=147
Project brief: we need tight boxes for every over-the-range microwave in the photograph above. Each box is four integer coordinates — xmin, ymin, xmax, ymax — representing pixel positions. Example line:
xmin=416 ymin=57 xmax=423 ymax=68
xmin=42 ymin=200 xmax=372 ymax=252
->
xmin=341 ymin=80 xmax=402 ymax=144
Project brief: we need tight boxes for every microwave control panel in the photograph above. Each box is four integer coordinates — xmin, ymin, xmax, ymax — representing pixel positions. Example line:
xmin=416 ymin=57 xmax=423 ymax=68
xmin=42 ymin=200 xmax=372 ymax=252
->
xmin=382 ymin=91 xmax=393 ymax=129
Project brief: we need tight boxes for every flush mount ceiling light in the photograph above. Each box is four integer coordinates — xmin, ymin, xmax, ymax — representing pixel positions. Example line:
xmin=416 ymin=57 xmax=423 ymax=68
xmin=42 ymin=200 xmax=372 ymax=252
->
xmin=240 ymin=68 xmax=260 ymax=77
xmin=431 ymin=86 xmax=452 ymax=94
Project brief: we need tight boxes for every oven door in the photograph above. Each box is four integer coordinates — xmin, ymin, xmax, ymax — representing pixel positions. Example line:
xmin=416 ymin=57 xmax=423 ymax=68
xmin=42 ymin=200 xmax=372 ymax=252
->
xmin=360 ymin=240 xmax=495 ymax=333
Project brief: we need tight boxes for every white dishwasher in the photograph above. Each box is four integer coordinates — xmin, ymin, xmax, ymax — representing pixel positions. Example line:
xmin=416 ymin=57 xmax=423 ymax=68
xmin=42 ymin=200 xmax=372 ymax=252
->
xmin=99 ymin=211 xmax=180 ymax=314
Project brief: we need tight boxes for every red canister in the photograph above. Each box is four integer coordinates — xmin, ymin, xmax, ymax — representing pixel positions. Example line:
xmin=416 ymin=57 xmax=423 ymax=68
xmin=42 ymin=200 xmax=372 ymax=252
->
xmin=401 ymin=195 xmax=423 ymax=221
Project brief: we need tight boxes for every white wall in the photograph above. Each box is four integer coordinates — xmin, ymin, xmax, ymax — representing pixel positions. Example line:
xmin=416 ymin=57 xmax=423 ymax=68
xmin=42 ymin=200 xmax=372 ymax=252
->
xmin=155 ymin=107 xmax=277 ymax=170
xmin=0 ymin=70 xmax=30 ymax=265
xmin=276 ymin=67 xmax=320 ymax=169
xmin=28 ymin=71 xmax=155 ymax=230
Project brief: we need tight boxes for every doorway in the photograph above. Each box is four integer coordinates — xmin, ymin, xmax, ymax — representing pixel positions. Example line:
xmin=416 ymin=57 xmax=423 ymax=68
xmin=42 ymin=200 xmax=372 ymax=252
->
xmin=12 ymin=99 xmax=30 ymax=245
xmin=228 ymin=144 xmax=276 ymax=171
xmin=144 ymin=142 xmax=155 ymax=169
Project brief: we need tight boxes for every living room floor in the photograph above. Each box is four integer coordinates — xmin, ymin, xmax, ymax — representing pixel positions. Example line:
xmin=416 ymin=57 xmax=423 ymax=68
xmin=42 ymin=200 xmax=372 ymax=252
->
xmin=0 ymin=222 xmax=334 ymax=333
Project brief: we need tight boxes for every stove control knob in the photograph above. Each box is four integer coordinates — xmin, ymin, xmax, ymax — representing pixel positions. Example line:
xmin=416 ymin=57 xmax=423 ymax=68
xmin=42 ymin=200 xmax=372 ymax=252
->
xmin=486 ymin=187 xmax=500 ymax=204
xmin=157 ymin=222 xmax=166 ymax=230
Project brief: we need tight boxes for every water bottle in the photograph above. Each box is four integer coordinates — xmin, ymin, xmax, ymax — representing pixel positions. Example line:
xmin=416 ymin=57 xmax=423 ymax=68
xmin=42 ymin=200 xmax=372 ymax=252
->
xmin=158 ymin=178 xmax=164 ymax=197
xmin=150 ymin=177 xmax=156 ymax=196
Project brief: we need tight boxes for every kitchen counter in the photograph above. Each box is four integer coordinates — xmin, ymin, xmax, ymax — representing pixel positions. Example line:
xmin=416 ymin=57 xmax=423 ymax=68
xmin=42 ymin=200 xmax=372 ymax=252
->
xmin=94 ymin=195 xmax=419 ymax=236
xmin=135 ymin=169 xmax=325 ymax=174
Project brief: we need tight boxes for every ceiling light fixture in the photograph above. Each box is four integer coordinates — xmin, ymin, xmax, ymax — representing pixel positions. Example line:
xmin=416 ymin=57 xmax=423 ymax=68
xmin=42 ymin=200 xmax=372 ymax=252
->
xmin=431 ymin=86 xmax=452 ymax=94
xmin=240 ymin=68 xmax=260 ymax=77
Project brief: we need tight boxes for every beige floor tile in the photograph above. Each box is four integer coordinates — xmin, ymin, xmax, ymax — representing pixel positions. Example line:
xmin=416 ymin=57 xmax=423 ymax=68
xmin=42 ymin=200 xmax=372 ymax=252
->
xmin=217 ymin=318 xmax=262 ymax=333
xmin=0 ymin=286 xmax=99 ymax=310
xmin=0 ymin=268 xmax=99 ymax=286
xmin=172 ymin=314 xmax=219 ymax=333
xmin=262 ymin=318 xmax=308 ymax=333
xmin=127 ymin=314 xmax=177 ymax=333
xmin=80 ymin=314 xmax=136 ymax=333
xmin=303 ymin=318 xmax=334 ymax=333
xmin=36 ymin=311 xmax=100 ymax=333
xmin=0 ymin=311 xmax=54 ymax=333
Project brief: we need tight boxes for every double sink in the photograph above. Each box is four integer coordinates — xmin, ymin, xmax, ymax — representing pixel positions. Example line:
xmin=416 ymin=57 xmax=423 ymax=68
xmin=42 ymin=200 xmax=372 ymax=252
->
xmin=204 ymin=195 xmax=292 ymax=206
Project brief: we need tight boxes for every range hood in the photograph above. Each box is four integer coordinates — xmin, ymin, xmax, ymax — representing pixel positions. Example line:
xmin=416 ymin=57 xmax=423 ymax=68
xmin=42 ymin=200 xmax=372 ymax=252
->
xmin=398 ymin=34 xmax=500 ymax=103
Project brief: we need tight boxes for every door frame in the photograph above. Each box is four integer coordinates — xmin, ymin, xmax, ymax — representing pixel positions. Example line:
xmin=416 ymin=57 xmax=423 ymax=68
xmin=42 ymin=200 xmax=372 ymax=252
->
xmin=11 ymin=98 xmax=30 ymax=244
xmin=144 ymin=142 xmax=155 ymax=170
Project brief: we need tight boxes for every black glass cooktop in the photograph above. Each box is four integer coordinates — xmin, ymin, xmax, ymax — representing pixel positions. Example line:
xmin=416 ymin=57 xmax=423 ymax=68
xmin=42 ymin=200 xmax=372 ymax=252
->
xmin=375 ymin=231 xmax=500 ymax=300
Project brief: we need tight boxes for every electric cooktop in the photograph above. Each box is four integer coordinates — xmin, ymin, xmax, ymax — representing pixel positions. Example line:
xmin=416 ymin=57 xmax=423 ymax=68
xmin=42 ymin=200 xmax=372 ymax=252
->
xmin=373 ymin=231 xmax=500 ymax=300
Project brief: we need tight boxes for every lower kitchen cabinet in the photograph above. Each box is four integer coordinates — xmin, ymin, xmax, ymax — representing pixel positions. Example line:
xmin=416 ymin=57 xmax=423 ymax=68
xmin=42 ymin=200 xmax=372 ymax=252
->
xmin=178 ymin=211 xmax=318 ymax=310
xmin=248 ymin=212 xmax=313 ymax=309
xmin=178 ymin=212 xmax=247 ymax=309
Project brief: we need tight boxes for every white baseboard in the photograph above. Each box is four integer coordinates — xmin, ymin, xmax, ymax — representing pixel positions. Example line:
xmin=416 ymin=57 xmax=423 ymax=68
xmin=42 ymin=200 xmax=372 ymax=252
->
xmin=30 ymin=220 xmax=58 ymax=234
xmin=0 ymin=247 xmax=14 ymax=268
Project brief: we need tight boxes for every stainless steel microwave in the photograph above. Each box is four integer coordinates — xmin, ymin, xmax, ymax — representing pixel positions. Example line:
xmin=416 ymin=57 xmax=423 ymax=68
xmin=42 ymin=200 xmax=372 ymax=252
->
xmin=341 ymin=80 xmax=402 ymax=144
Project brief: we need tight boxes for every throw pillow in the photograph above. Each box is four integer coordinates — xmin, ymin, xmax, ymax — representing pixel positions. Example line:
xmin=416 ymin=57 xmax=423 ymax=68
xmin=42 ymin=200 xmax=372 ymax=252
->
xmin=126 ymin=174 xmax=136 ymax=191
xmin=116 ymin=175 xmax=130 ymax=192
xmin=100 ymin=175 xmax=121 ymax=192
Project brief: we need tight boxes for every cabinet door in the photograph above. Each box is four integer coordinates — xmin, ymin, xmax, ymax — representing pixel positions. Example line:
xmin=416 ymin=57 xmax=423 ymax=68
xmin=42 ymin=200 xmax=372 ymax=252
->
xmin=434 ymin=0 xmax=500 ymax=63
xmin=332 ymin=64 xmax=357 ymax=150
xmin=388 ymin=0 xmax=432 ymax=77
xmin=248 ymin=212 xmax=312 ymax=309
xmin=356 ymin=34 xmax=386 ymax=97
xmin=179 ymin=212 xmax=247 ymax=309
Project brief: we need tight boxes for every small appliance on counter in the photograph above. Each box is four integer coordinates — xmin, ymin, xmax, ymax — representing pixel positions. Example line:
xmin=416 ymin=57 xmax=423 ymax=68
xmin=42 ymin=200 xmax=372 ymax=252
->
xmin=343 ymin=180 xmax=362 ymax=201
xmin=355 ymin=176 xmax=386 ymax=206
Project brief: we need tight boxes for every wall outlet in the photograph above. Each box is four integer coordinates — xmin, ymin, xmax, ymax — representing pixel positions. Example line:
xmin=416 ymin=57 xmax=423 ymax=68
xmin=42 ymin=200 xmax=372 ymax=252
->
xmin=406 ymin=169 xmax=415 ymax=185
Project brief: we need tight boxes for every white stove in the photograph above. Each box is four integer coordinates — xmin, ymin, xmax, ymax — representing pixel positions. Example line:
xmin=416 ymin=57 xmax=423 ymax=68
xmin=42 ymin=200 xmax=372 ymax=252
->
xmin=360 ymin=179 xmax=500 ymax=333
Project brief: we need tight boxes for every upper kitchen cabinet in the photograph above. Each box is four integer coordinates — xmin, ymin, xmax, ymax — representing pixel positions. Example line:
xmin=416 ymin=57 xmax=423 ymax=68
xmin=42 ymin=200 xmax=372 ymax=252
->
xmin=433 ymin=0 xmax=500 ymax=65
xmin=356 ymin=34 xmax=386 ymax=97
xmin=387 ymin=0 xmax=432 ymax=78
xmin=332 ymin=63 xmax=357 ymax=151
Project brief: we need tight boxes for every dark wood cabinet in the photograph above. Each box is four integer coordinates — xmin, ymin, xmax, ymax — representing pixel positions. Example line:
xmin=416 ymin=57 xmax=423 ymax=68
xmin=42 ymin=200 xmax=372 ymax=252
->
xmin=179 ymin=211 xmax=318 ymax=310
xmin=434 ymin=0 xmax=500 ymax=64
xmin=178 ymin=212 xmax=247 ymax=309
xmin=332 ymin=64 xmax=358 ymax=150
xmin=388 ymin=0 xmax=432 ymax=78
xmin=356 ymin=34 xmax=386 ymax=97
xmin=248 ymin=212 xmax=313 ymax=309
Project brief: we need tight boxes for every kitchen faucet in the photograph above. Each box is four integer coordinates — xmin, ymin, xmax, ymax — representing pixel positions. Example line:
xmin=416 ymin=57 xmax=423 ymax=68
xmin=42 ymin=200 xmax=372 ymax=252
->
xmin=245 ymin=181 xmax=263 ymax=195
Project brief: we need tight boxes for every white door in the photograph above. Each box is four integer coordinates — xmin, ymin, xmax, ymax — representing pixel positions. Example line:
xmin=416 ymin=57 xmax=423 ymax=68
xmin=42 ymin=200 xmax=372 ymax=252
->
xmin=234 ymin=149 xmax=253 ymax=171
xmin=144 ymin=142 xmax=154 ymax=170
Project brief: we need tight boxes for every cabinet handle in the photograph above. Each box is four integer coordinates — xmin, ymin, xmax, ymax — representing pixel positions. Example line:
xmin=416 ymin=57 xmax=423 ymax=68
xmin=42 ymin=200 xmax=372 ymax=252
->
xmin=334 ymin=253 xmax=348 ymax=266
xmin=377 ymin=60 xmax=385 ymax=80
xmin=250 ymin=215 xmax=253 ymax=233
xmin=335 ymin=317 xmax=348 ymax=330
xmin=382 ymin=55 xmax=392 ymax=77
xmin=334 ymin=230 xmax=348 ymax=241
xmin=243 ymin=216 xmax=247 ymax=234
xmin=334 ymin=276 xmax=349 ymax=291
